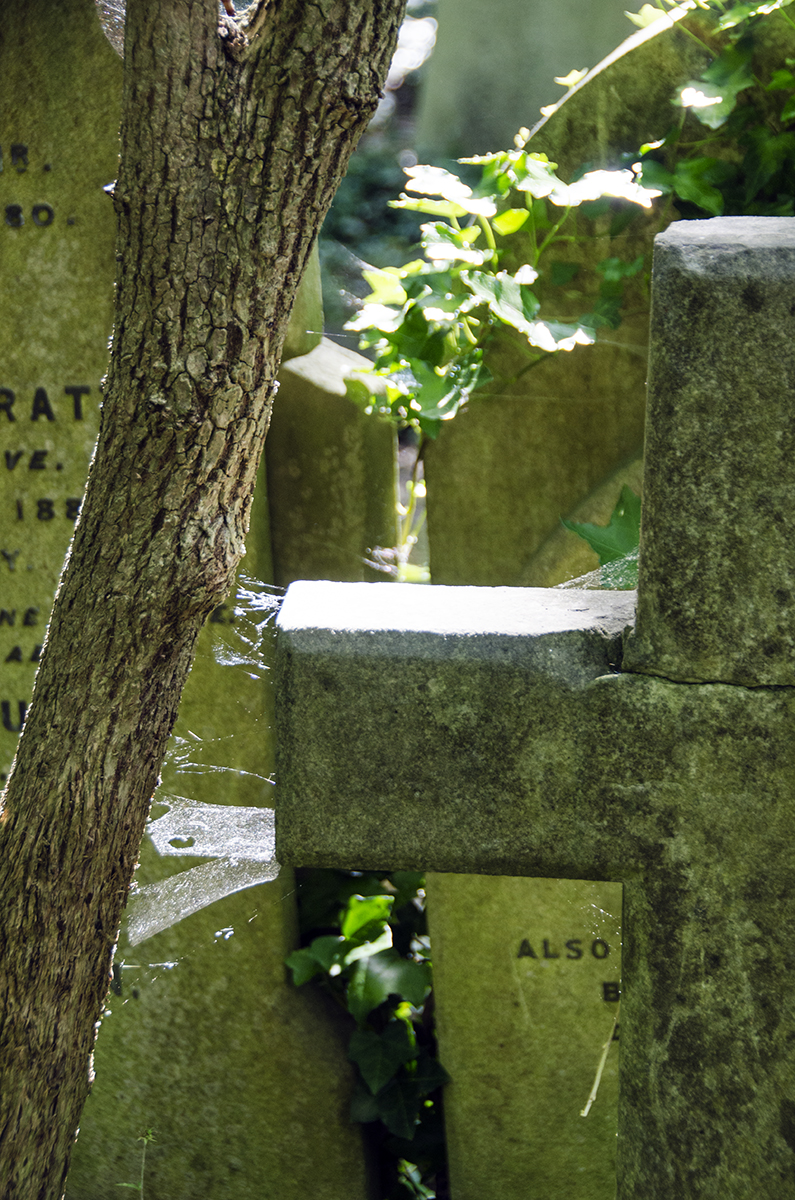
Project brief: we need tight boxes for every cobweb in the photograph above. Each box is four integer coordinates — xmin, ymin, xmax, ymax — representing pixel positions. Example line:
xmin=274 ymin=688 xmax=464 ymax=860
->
xmin=556 ymin=547 xmax=639 ymax=591
xmin=95 ymin=0 xmax=124 ymax=56
xmin=125 ymin=577 xmax=284 ymax=946
xmin=126 ymin=798 xmax=278 ymax=946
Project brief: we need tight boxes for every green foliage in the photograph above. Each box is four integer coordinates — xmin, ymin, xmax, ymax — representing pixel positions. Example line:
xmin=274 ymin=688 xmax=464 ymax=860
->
xmin=117 ymin=1129 xmax=155 ymax=1198
xmin=634 ymin=2 xmax=795 ymax=218
xmin=346 ymin=0 xmax=795 ymax=455
xmin=562 ymin=486 xmax=641 ymax=566
xmin=346 ymin=146 xmax=659 ymax=438
xmin=562 ymin=486 xmax=642 ymax=589
xmin=287 ymin=871 xmax=448 ymax=1196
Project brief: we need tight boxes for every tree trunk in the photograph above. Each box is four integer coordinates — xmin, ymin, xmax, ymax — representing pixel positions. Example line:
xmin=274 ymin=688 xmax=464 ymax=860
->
xmin=0 ymin=2 xmax=404 ymax=1196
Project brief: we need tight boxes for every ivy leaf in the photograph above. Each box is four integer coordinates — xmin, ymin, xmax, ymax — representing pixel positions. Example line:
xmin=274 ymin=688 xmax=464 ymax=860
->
xmin=372 ymin=1076 xmax=423 ymax=1140
xmin=766 ymin=68 xmax=795 ymax=91
xmin=550 ymin=261 xmax=580 ymax=286
xmin=716 ymin=0 xmax=795 ymax=30
xmin=401 ymin=165 xmax=497 ymax=217
xmin=413 ymin=1049 xmax=452 ymax=1096
xmin=285 ymin=935 xmax=345 ymax=986
xmin=349 ymin=1023 xmax=417 ymax=1095
xmin=595 ymin=254 xmax=644 ymax=283
xmin=741 ymin=128 xmax=795 ymax=202
xmin=350 ymin=1079 xmax=381 ymax=1124
xmin=671 ymin=158 xmax=727 ymax=215
xmin=347 ymin=950 xmax=432 ymax=1024
xmin=635 ymin=158 xmax=674 ymax=194
xmin=460 ymin=269 xmax=538 ymax=326
xmin=343 ymin=927 xmax=393 ymax=965
xmin=341 ymin=893 xmax=394 ymax=940
xmin=421 ymin=222 xmax=489 ymax=265
xmin=391 ymin=195 xmax=470 ymax=219
xmin=362 ymin=268 xmax=407 ymax=307
xmin=557 ymin=169 xmax=661 ymax=208
xmin=561 ymin=485 xmax=641 ymax=565
xmin=675 ymin=41 xmax=754 ymax=129
xmin=345 ymin=303 xmax=404 ymax=334
xmin=510 ymin=152 xmax=566 ymax=199
xmin=554 ymin=67 xmax=588 ymax=87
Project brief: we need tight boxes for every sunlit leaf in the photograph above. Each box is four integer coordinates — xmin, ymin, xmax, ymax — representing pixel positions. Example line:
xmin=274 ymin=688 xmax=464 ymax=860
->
xmin=510 ymin=153 xmax=563 ymax=198
xmin=461 ymin=270 xmax=593 ymax=351
xmin=345 ymin=303 xmax=404 ymax=334
xmin=390 ymin=195 xmax=469 ymax=218
xmin=342 ymin=893 xmax=395 ymax=939
xmin=492 ymin=207 xmax=531 ymax=236
xmin=557 ymin=169 xmax=661 ymax=208
xmin=362 ymin=268 xmax=407 ymax=307
xmin=676 ymin=40 xmax=754 ymax=129
xmin=402 ymin=164 xmax=497 ymax=216
xmin=716 ymin=0 xmax=795 ymax=29
xmin=285 ymin=935 xmax=345 ymax=985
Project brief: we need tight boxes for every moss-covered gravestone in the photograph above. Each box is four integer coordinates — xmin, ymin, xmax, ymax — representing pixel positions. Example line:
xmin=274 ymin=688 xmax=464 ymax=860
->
xmin=415 ymin=0 xmax=632 ymax=158
xmin=0 ymin=0 xmax=117 ymax=781
xmin=276 ymin=217 xmax=795 ymax=1198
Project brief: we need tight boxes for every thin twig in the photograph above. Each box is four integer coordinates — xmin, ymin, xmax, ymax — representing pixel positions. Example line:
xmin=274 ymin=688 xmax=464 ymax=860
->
xmin=580 ymin=1004 xmax=620 ymax=1118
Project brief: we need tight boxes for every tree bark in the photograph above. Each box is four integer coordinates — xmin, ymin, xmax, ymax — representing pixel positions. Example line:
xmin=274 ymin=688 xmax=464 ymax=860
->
xmin=0 ymin=2 xmax=404 ymax=1196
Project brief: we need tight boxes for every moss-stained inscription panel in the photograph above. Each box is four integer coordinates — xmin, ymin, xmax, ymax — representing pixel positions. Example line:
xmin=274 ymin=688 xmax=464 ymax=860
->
xmin=0 ymin=0 xmax=121 ymax=776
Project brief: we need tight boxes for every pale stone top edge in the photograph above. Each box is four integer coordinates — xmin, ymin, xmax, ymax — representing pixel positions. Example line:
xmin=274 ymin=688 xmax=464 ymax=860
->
xmin=659 ymin=216 xmax=795 ymax=251
xmin=277 ymin=580 xmax=636 ymax=639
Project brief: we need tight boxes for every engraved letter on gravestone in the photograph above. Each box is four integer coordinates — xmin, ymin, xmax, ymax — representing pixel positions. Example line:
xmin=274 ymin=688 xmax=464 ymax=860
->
xmin=0 ymin=3 xmax=120 ymax=779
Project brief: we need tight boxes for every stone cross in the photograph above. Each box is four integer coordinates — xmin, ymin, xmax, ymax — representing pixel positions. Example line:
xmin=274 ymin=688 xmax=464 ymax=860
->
xmin=275 ymin=216 xmax=795 ymax=1198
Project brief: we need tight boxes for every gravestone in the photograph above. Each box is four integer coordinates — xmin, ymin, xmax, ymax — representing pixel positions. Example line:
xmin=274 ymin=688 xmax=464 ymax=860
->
xmin=265 ymin=338 xmax=398 ymax=587
xmin=0 ymin=0 xmax=119 ymax=782
xmin=275 ymin=217 xmax=795 ymax=1197
xmin=426 ymin=874 xmax=621 ymax=1199
xmin=415 ymin=0 xmax=633 ymax=158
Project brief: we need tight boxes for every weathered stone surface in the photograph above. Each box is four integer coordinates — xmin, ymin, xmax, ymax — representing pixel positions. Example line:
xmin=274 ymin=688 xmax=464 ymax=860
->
xmin=281 ymin=240 xmax=324 ymax=362
xmin=624 ymin=217 xmax=795 ymax=686
xmin=530 ymin=5 xmax=795 ymax=177
xmin=275 ymin=581 xmax=634 ymax=874
xmin=520 ymin=453 xmax=644 ymax=586
xmin=276 ymin=577 xmax=795 ymax=1195
xmin=426 ymin=874 xmax=621 ymax=1200
xmin=424 ymin=341 xmax=647 ymax=585
xmin=266 ymin=338 xmax=398 ymax=586
xmin=0 ymin=0 xmax=120 ymax=779
xmin=416 ymin=0 xmax=632 ymax=158
xmin=526 ymin=6 xmax=712 ymax=176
